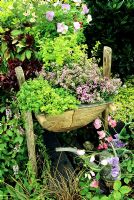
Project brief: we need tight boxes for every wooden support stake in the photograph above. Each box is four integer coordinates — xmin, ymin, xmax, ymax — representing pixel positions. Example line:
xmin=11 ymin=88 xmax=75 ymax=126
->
xmin=15 ymin=66 xmax=37 ymax=175
xmin=102 ymin=46 xmax=112 ymax=130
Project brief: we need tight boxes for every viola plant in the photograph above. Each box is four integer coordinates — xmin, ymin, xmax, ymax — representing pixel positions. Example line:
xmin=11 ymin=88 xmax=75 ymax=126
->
xmin=56 ymin=116 xmax=133 ymax=198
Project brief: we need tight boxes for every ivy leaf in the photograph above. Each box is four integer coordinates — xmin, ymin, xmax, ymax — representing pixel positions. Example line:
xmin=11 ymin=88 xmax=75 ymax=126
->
xmin=25 ymin=50 xmax=32 ymax=59
xmin=20 ymin=52 xmax=26 ymax=61
xmin=113 ymin=191 xmax=122 ymax=200
xmin=124 ymin=178 xmax=130 ymax=184
xmin=120 ymin=186 xmax=131 ymax=194
xmin=11 ymin=30 xmax=23 ymax=37
xmin=113 ymin=180 xmax=121 ymax=190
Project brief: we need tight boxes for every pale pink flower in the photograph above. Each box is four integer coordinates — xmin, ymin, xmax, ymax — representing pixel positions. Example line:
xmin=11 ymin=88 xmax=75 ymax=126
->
xmin=105 ymin=136 xmax=113 ymax=142
xmin=93 ymin=118 xmax=102 ymax=129
xmin=57 ymin=22 xmax=68 ymax=34
xmin=82 ymin=4 xmax=89 ymax=14
xmin=90 ymin=180 xmax=99 ymax=188
xmin=46 ymin=11 xmax=55 ymax=21
xmin=76 ymin=149 xmax=85 ymax=156
xmin=97 ymin=130 xmax=106 ymax=139
xmin=62 ymin=4 xmax=70 ymax=11
xmin=74 ymin=22 xmax=81 ymax=31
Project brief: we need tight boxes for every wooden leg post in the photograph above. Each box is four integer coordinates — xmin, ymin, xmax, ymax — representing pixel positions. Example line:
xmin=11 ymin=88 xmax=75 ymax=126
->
xmin=15 ymin=66 xmax=37 ymax=176
xmin=102 ymin=46 xmax=112 ymax=130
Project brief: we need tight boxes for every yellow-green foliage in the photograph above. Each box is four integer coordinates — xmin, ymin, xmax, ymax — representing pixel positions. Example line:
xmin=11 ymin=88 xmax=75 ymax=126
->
xmin=0 ymin=0 xmax=14 ymax=28
xmin=113 ymin=77 xmax=134 ymax=123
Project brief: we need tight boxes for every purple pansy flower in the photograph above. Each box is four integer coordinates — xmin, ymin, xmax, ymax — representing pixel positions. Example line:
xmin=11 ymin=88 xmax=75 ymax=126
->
xmin=46 ymin=11 xmax=55 ymax=21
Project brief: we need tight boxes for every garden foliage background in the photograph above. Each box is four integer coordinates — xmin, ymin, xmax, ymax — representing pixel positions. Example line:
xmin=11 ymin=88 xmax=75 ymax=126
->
xmin=85 ymin=0 xmax=134 ymax=78
xmin=0 ymin=0 xmax=134 ymax=199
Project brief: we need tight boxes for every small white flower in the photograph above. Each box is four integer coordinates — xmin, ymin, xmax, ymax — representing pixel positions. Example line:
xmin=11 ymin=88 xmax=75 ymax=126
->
xmin=13 ymin=165 xmax=19 ymax=175
xmin=32 ymin=12 xmax=36 ymax=18
xmin=73 ymin=0 xmax=81 ymax=6
xmin=85 ymin=173 xmax=91 ymax=180
xmin=23 ymin=11 xmax=30 ymax=16
xmin=76 ymin=149 xmax=85 ymax=156
xmin=101 ymin=159 xmax=108 ymax=166
xmin=87 ymin=14 xmax=92 ymax=23
xmin=54 ymin=0 xmax=61 ymax=7
xmin=90 ymin=170 xmax=95 ymax=177
xmin=90 ymin=155 xmax=95 ymax=162
xmin=30 ymin=18 xmax=36 ymax=23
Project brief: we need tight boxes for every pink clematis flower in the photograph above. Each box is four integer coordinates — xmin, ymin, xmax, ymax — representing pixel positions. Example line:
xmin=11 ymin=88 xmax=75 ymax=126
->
xmin=97 ymin=142 xmax=108 ymax=150
xmin=109 ymin=119 xmax=117 ymax=128
xmin=57 ymin=22 xmax=68 ymax=34
xmin=82 ymin=4 xmax=89 ymax=14
xmin=103 ymin=143 xmax=108 ymax=149
xmin=46 ymin=11 xmax=55 ymax=21
xmin=93 ymin=118 xmax=102 ymax=129
xmin=74 ymin=22 xmax=81 ymax=31
xmin=97 ymin=130 xmax=106 ymax=139
xmin=108 ymin=116 xmax=117 ymax=128
xmin=90 ymin=180 xmax=99 ymax=188
xmin=105 ymin=136 xmax=113 ymax=142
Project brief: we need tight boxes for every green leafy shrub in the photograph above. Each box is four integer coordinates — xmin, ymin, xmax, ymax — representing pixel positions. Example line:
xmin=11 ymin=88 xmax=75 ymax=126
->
xmin=0 ymin=97 xmax=28 ymax=194
xmin=112 ymin=76 xmax=134 ymax=123
xmin=85 ymin=0 xmax=134 ymax=77
xmin=17 ymin=77 xmax=80 ymax=115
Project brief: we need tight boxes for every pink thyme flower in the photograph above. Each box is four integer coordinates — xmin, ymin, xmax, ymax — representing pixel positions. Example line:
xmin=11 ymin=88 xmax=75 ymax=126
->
xmin=74 ymin=22 xmax=81 ymax=31
xmin=57 ymin=22 xmax=68 ymax=34
xmin=46 ymin=11 xmax=55 ymax=21
xmin=82 ymin=4 xmax=89 ymax=14
xmin=93 ymin=118 xmax=102 ymax=129
xmin=105 ymin=136 xmax=113 ymax=142
xmin=62 ymin=4 xmax=70 ymax=11
xmin=97 ymin=130 xmax=106 ymax=139
xmin=90 ymin=180 xmax=99 ymax=188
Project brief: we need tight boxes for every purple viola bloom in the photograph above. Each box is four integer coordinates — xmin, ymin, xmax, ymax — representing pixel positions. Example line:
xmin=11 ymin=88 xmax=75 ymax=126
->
xmin=107 ymin=157 xmax=120 ymax=179
xmin=46 ymin=11 xmax=55 ymax=21
xmin=62 ymin=4 xmax=70 ymax=11
xmin=112 ymin=134 xmax=126 ymax=148
xmin=111 ymin=167 xmax=120 ymax=178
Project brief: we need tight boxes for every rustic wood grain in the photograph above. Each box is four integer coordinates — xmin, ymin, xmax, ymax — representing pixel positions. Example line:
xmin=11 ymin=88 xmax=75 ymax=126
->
xmin=15 ymin=66 xmax=37 ymax=175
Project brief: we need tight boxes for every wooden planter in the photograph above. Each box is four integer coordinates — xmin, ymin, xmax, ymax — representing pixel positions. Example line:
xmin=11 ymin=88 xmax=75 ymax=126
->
xmin=36 ymin=102 xmax=111 ymax=132
xmin=15 ymin=46 xmax=112 ymax=175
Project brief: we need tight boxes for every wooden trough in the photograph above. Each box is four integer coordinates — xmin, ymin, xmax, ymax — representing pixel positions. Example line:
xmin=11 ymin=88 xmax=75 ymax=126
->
xmin=36 ymin=102 xmax=111 ymax=132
